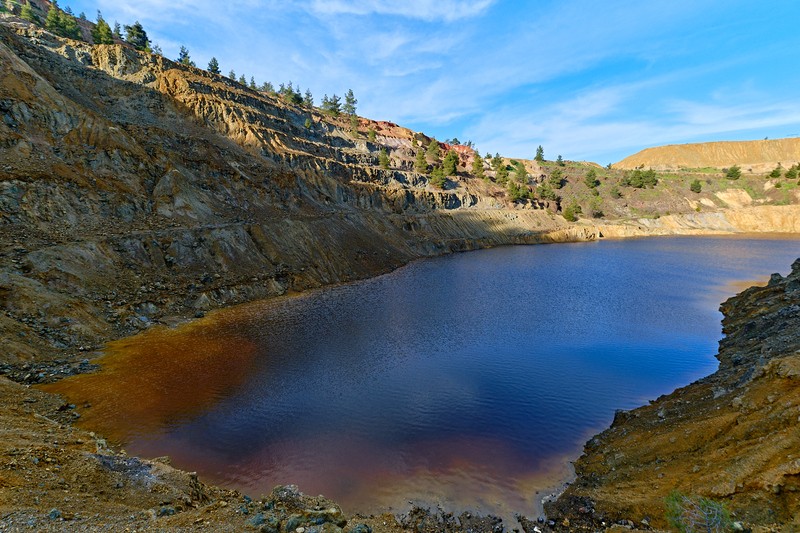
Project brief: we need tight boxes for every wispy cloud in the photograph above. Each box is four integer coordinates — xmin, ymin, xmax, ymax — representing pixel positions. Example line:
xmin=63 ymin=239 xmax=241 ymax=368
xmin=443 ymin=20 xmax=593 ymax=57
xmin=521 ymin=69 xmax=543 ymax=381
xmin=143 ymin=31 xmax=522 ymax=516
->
xmin=307 ymin=0 xmax=496 ymax=22
xmin=72 ymin=0 xmax=800 ymax=163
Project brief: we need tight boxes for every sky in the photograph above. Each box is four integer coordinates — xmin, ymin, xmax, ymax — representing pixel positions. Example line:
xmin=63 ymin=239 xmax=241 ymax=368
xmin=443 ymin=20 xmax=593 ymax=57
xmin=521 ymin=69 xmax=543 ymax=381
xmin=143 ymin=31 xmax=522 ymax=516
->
xmin=64 ymin=0 xmax=800 ymax=165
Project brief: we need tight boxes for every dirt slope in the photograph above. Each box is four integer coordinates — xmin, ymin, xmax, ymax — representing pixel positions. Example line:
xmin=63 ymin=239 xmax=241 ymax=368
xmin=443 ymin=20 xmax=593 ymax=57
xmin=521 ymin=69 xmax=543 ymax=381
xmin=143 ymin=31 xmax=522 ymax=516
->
xmin=548 ymin=260 xmax=800 ymax=531
xmin=614 ymin=138 xmax=800 ymax=171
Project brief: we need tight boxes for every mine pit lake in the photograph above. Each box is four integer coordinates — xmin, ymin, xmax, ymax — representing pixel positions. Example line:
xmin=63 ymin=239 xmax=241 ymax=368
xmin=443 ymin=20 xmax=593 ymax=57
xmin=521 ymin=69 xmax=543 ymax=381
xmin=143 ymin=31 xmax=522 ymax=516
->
xmin=47 ymin=236 xmax=800 ymax=519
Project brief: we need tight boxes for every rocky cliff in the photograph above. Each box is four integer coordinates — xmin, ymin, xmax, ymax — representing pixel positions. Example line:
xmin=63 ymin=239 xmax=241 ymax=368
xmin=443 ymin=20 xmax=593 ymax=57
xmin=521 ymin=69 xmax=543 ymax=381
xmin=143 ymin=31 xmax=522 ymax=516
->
xmin=547 ymin=259 xmax=800 ymax=530
xmin=0 ymin=19 xmax=575 ymax=374
xmin=614 ymin=137 xmax=800 ymax=172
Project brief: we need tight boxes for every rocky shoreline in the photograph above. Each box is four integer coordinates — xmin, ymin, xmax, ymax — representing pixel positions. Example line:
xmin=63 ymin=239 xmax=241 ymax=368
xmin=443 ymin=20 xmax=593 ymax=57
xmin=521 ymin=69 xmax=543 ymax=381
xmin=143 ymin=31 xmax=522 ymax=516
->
xmin=4 ymin=255 xmax=798 ymax=532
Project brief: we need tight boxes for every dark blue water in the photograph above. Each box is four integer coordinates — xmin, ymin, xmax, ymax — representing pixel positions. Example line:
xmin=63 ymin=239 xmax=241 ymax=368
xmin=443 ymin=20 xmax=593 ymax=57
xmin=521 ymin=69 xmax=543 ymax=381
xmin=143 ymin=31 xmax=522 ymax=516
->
xmin=84 ymin=236 xmax=800 ymax=517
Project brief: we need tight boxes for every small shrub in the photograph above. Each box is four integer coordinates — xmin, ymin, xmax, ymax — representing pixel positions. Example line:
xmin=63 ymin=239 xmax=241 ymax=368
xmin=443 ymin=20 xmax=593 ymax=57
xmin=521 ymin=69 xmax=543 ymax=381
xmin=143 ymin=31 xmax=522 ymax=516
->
xmin=429 ymin=167 xmax=446 ymax=189
xmin=584 ymin=168 xmax=599 ymax=188
xmin=725 ymin=165 xmax=741 ymax=180
xmin=562 ymin=200 xmax=581 ymax=222
xmin=378 ymin=148 xmax=390 ymax=170
xmin=690 ymin=179 xmax=702 ymax=193
xmin=665 ymin=491 xmax=732 ymax=533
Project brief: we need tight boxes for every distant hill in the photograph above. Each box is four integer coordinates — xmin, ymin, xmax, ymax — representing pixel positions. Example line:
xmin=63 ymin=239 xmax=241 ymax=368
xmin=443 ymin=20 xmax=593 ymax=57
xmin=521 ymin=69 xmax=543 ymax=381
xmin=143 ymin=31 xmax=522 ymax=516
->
xmin=614 ymin=137 xmax=800 ymax=172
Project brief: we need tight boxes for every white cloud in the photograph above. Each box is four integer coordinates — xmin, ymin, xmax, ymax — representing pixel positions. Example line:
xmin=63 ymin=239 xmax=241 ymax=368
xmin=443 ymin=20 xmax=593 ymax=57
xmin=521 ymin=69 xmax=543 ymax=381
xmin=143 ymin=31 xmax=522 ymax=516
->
xmin=77 ymin=0 xmax=800 ymax=164
xmin=307 ymin=0 xmax=496 ymax=22
xmin=469 ymin=88 xmax=800 ymax=164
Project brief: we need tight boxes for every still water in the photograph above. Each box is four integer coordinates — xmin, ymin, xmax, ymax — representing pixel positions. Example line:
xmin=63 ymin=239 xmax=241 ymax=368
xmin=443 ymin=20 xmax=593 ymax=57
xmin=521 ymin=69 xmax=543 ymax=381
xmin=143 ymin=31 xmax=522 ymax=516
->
xmin=46 ymin=236 xmax=800 ymax=518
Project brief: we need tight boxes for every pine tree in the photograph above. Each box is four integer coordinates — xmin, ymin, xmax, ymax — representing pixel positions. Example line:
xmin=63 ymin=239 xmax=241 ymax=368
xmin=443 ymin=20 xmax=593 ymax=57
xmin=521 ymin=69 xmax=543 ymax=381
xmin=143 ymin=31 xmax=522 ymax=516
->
xmin=112 ymin=21 xmax=121 ymax=39
xmin=151 ymin=43 xmax=162 ymax=55
xmin=514 ymin=163 xmax=527 ymax=182
xmin=415 ymin=150 xmax=428 ymax=173
xmin=250 ymin=77 xmax=257 ymax=90
xmin=228 ymin=69 xmax=236 ymax=80
xmin=322 ymin=94 xmax=341 ymax=116
xmin=43 ymin=1 xmax=81 ymax=39
xmin=430 ymin=166 xmax=446 ymax=188
xmin=59 ymin=9 xmax=81 ymax=39
xmin=472 ymin=155 xmax=485 ymax=179
xmin=368 ymin=128 xmax=376 ymax=142
xmin=379 ymin=148 xmax=390 ymax=169
xmin=556 ymin=154 xmax=565 ymax=166
xmin=343 ymin=89 xmax=357 ymax=116
xmin=45 ymin=1 xmax=63 ymax=34
xmin=725 ymin=165 xmax=741 ymax=180
xmin=443 ymin=149 xmax=458 ymax=176
xmin=91 ymin=13 xmax=114 ymax=44
xmin=507 ymin=181 xmax=525 ymax=202
xmin=426 ymin=140 xmax=441 ymax=163
xmin=549 ymin=168 xmax=564 ymax=189
xmin=20 ymin=2 xmax=37 ymax=23
xmin=535 ymin=145 xmax=544 ymax=162
xmin=124 ymin=21 xmax=149 ymax=51
xmin=491 ymin=153 xmax=503 ymax=171
xmin=177 ymin=46 xmax=195 ymax=66
xmin=238 ymin=74 xmax=246 ymax=85
xmin=496 ymin=165 xmax=509 ymax=184
xmin=207 ymin=57 xmax=220 ymax=74
xmin=583 ymin=168 xmax=599 ymax=188
xmin=261 ymin=81 xmax=274 ymax=93
xmin=304 ymin=89 xmax=313 ymax=107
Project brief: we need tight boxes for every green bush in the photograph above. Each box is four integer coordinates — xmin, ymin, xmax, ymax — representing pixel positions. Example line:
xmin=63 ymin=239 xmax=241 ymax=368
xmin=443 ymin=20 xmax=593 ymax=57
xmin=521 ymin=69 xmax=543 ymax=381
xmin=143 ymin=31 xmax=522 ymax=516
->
xmin=378 ymin=148 xmax=390 ymax=170
xmin=562 ymin=200 xmax=581 ymax=222
xmin=621 ymin=168 xmax=658 ymax=188
xmin=549 ymin=168 xmax=564 ymax=189
xmin=665 ymin=491 xmax=732 ymax=533
xmin=429 ymin=166 xmax=446 ymax=188
xmin=584 ymin=168 xmax=599 ymax=188
xmin=725 ymin=165 xmax=741 ymax=180
xmin=690 ymin=179 xmax=702 ymax=193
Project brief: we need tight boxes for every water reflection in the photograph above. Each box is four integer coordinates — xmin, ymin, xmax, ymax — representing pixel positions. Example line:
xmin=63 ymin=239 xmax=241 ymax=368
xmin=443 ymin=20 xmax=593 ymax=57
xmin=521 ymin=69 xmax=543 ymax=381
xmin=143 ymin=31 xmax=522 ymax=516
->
xmin=44 ymin=236 xmax=800 ymax=519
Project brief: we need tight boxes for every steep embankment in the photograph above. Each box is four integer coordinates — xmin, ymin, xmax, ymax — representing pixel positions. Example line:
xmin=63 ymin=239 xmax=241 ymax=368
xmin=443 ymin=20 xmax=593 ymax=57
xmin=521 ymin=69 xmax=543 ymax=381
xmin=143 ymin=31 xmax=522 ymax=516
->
xmin=548 ymin=260 xmax=800 ymax=530
xmin=0 ymin=20 xmax=572 ymax=375
xmin=614 ymin=137 xmax=800 ymax=171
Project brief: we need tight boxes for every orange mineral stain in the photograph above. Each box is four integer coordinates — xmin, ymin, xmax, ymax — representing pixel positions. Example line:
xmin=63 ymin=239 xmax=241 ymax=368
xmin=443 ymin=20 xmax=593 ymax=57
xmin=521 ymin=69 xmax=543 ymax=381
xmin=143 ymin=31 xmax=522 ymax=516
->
xmin=41 ymin=312 xmax=259 ymax=444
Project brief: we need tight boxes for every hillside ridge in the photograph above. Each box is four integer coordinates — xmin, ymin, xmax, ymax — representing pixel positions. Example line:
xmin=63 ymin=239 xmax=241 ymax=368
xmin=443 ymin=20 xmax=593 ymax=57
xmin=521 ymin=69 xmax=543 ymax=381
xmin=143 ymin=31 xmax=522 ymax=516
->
xmin=614 ymin=137 xmax=800 ymax=172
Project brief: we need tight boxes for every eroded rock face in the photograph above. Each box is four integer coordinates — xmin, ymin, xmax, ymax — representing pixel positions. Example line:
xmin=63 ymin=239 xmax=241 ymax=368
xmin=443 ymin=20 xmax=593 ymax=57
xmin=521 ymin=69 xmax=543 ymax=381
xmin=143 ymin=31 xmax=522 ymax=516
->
xmin=0 ymin=21 xmax=579 ymax=372
xmin=548 ymin=259 xmax=800 ymax=530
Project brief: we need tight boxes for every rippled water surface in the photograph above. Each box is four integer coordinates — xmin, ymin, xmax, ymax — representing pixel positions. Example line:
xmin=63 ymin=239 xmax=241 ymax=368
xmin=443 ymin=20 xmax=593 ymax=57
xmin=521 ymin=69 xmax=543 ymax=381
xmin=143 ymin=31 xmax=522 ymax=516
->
xmin=46 ymin=236 xmax=800 ymax=518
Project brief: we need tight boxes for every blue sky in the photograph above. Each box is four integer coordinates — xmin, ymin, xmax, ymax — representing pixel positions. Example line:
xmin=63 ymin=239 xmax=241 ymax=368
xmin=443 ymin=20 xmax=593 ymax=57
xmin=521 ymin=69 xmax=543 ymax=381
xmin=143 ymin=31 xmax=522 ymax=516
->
xmin=65 ymin=0 xmax=800 ymax=164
